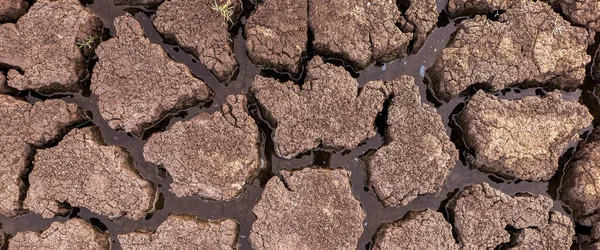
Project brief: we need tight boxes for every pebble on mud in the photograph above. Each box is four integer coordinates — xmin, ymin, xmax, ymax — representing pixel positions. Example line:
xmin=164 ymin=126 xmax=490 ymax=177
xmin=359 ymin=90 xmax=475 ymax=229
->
xmin=8 ymin=218 xmax=110 ymax=250
xmin=153 ymin=0 xmax=241 ymax=82
xmin=308 ymin=0 xmax=412 ymax=69
xmin=144 ymin=95 xmax=261 ymax=200
xmin=448 ymin=183 xmax=574 ymax=249
xmin=552 ymin=0 xmax=600 ymax=32
xmin=0 ymin=0 xmax=102 ymax=93
xmin=250 ymin=168 xmax=365 ymax=250
xmin=430 ymin=0 xmax=592 ymax=101
xmin=91 ymin=14 xmax=212 ymax=136
xmin=367 ymin=75 xmax=457 ymax=207
xmin=459 ymin=90 xmax=592 ymax=181
xmin=245 ymin=0 xmax=307 ymax=74
xmin=561 ymin=128 xmax=600 ymax=226
xmin=251 ymin=56 xmax=387 ymax=159
xmin=0 ymin=0 xmax=28 ymax=23
xmin=118 ymin=214 xmax=239 ymax=250
xmin=0 ymin=95 xmax=84 ymax=217
xmin=24 ymin=126 xmax=157 ymax=220
xmin=372 ymin=209 xmax=458 ymax=250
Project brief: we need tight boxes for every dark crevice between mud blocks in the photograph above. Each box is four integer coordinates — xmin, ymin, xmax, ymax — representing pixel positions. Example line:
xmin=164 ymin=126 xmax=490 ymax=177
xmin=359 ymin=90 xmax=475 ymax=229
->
xmin=246 ymin=94 xmax=275 ymax=187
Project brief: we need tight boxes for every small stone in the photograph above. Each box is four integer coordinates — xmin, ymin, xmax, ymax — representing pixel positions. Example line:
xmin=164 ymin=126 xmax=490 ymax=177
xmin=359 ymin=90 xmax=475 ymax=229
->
xmin=250 ymin=167 xmax=365 ymax=250
xmin=561 ymin=128 xmax=600 ymax=226
xmin=251 ymin=56 xmax=387 ymax=158
xmin=308 ymin=0 xmax=412 ymax=69
xmin=245 ymin=0 xmax=307 ymax=74
xmin=118 ymin=214 xmax=239 ymax=250
xmin=509 ymin=212 xmax=575 ymax=250
xmin=368 ymin=75 xmax=457 ymax=207
xmin=459 ymin=90 xmax=592 ymax=181
xmin=430 ymin=0 xmax=592 ymax=100
xmin=8 ymin=218 xmax=110 ymax=250
xmin=372 ymin=209 xmax=459 ymax=250
xmin=153 ymin=0 xmax=241 ymax=81
xmin=0 ymin=0 xmax=102 ymax=93
xmin=24 ymin=126 xmax=157 ymax=220
xmin=0 ymin=0 xmax=28 ymax=23
xmin=91 ymin=14 xmax=212 ymax=135
xmin=448 ymin=183 xmax=573 ymax=249
xmin=0 ymin=95 xmax=84 ymax=217
xmin=553 ymin=0 xmax=600 ymax=32
xmin=144 ymin=95 xmax=261 ymax=200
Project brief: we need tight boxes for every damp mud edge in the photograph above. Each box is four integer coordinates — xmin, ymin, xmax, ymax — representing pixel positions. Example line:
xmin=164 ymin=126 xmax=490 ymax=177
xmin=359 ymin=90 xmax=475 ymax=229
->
xmin=0 ymin=0 xmax=600 ymax=249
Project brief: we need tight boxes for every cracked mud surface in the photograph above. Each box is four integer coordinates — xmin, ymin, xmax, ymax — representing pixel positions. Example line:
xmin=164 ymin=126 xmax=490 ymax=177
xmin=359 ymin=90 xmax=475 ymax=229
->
xmin=459 ymin=90 xmax=592 ymax=181
xmin=1 ymin=0 xmax=600 ymax=249
xmin=430 ymin=0 xmax=592 ymax=101
xmin=144 ymin=95 xmax=261 ymax=200
xmin=8 ymin=218 xmax=110 ymax=250
xmin=118 ymin=214 xmax=239 ymax=250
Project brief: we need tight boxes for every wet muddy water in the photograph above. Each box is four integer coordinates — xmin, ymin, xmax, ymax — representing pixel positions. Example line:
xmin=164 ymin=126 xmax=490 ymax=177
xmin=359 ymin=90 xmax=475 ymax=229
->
xmin=2 ymin=0 xmax=600 ymax=249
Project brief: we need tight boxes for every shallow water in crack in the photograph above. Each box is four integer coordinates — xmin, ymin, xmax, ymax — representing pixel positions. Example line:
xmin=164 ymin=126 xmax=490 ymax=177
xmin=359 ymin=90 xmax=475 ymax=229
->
xmin=0 ymin=0 xmax=598 ymax=249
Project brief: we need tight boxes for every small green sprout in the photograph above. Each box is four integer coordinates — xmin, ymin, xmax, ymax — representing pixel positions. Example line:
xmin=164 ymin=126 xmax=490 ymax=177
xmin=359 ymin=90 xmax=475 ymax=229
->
xmin=76 ymin=36 xmax=96 ymax=50
xmin=211 ymin=0 xmax=234 ymax=24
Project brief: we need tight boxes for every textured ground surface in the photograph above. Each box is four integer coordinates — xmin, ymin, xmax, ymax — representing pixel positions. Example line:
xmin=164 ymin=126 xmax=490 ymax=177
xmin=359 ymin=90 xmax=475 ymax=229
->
xmin=367 ymin=75 xmax=457 ymax=207
xmin=24 ymin=127 xmax=156 ymax=220
xmin=144 ymin=95 xmax=261 ymax=200
xmin=0 ymin=0 xmax=102 ymax=93
xmin=1 ymin=0 xmax=599 ymax=248
xmin=91 ymin=14 xmax=212 ymax=135
xmin=153 ymin=0 xmax=241 ymax=81
xmin=8 ymin=218 xmax=110 ymax=250
xmin=430 ymin=0 xmax=592 ymax=100
xmin=0 ymin=95 xmax=84 ymax=217
xmin=250 ymin=168 xmax=366 ymax=250
xmin=459 ymin=90 xmax=592 ymax=181
xmin=118 ymin=214 xmax=238 ymax=250
xmin=252 ymin=56 xmax=388 ymax=158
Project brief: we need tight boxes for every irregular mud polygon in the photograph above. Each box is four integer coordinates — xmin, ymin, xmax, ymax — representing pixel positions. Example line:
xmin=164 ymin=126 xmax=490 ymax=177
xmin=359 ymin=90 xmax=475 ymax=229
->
xmin=372 ymin=209 xmax=459 ymax=250
xmin=0 ymin=95 xmax=84 ymax=217
xmin=250 ymin=168 xmax=365 ymax=250
xmin=8 ymin=218 xmax=110 ymax=250
xmin=24 ymin=126 xmax=156 ymax=220
xmin=153 ymin=0 xmax=241 ymax=81
xmin=368 ymin=75 xmax=457 ymax=207
xmin=459 ymin=90 xmax=592 ymax=181
xmin=251 ymin=56 xmax=387 ymax=159
xmin=0 ymin=0 xmax=102 ymax=93
xmin=144 ymin=95 xmax=261 ymax=200
xmin=308 ymin=0 xmax=412 ymax=69
xmin=430 ymin=0 xmax=592 ymax=100
xmin=118 ymin=214 xmax=238 ymax=250
xmin=245 ymin=0 xmax=307 ymax=74
xmin=448 ymin=183 xmax=573 ymax=249
xmin=91 ymin=14 xmax=212 ymax=135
